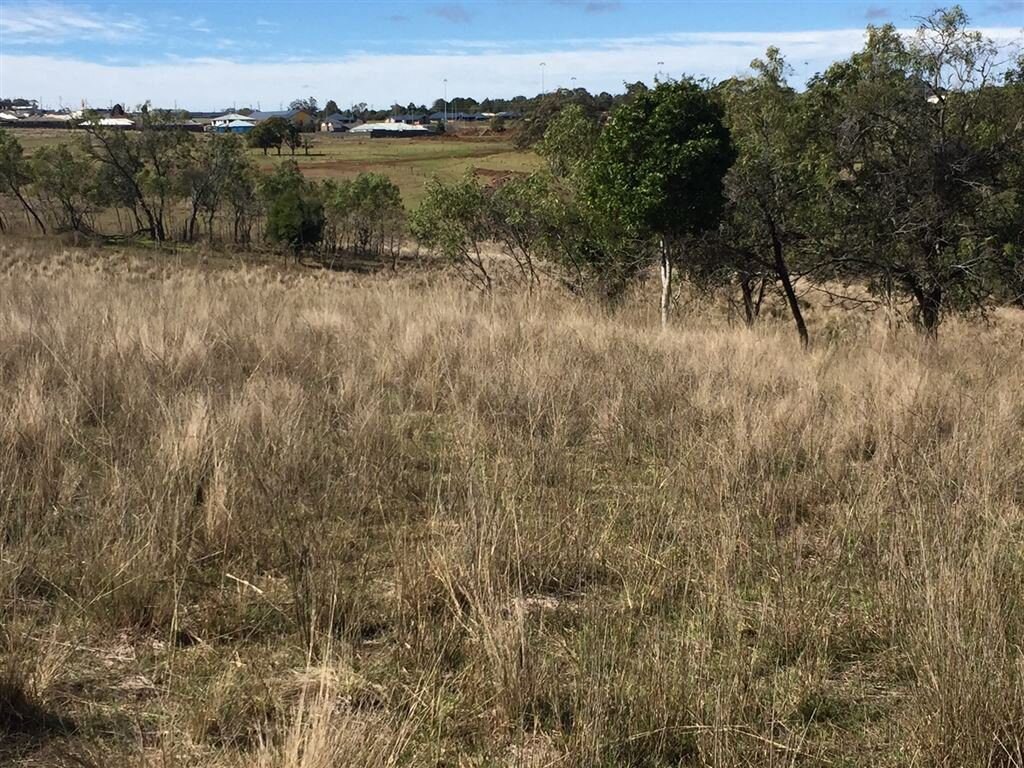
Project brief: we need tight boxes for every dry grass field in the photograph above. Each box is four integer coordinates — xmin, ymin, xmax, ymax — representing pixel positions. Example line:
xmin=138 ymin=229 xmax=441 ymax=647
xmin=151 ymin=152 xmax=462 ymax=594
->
xmin=2 ymin=241 xmax=1024 ymax=767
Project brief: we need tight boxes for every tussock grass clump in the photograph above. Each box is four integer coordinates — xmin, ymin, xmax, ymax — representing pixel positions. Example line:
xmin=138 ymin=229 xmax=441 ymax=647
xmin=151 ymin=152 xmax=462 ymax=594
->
xmin=1 ymin=245 xmax=1023 ymax=767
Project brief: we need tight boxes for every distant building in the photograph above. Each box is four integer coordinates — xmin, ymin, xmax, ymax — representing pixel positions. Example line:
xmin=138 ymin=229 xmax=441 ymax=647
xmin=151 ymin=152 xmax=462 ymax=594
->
xmin=349 ymin=122 xmax=434 ymax=138
xmin=320 ymin=114 xmax=358 ymax=132
xmin=386 ymin=113 xmax=426 ymax=125
xmin=210 ymin=112 xmax=256 ymax=129
xmin=79 ymin=117 xmax=135 ymax=128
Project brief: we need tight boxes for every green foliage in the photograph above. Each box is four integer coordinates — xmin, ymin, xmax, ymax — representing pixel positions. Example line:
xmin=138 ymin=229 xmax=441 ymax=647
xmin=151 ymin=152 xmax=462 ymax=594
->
xmin=586 ymin=79 xmax=734 ymax=243
xmin=514 ymin=89 xmax=603 ymax=149
xmin=248 ymin=118 xmax=288 ymax=156
xmin=31 ymin=144 xmax=97 ymax=233
xmin=536 ymin=103 xmax=600 ymax=179
xmin=0 ymin=128 xmax=46 ymax=232
xmin=263 ymin=161 xmax=324 ymax=255
xmin=325 ymin=172 xmax=405 ymax=260
xmin=805 ymin=6 xmax=1012 ymax=331
xmin=410 ymin=175 xmax=492 ymax=289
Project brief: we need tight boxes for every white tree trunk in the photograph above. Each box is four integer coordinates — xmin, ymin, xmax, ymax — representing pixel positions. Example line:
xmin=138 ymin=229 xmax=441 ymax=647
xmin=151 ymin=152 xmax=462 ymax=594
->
xmin=660 ymin=239 xmax=672 ymax=329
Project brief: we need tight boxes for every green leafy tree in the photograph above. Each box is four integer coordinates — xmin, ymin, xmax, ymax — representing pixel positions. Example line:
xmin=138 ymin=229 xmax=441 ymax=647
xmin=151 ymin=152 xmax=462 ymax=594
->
xmin=284 ymin=123 xmax=302 ymax=156
xmin=410 ymin=176 xmax=493 ymax=290
xmin=31 ymin=144 xmax=96 ymax=234
xmin=586 ymin=78 xmax=735 ymax=326
xmin=536 ymin=103 xmax=600 ymax=180
xmin=807 ymin=7 xmax=1010 ymax=334
xmin=80 ymin=114 xmax=192 ymax=242
xmin=703 ymin=48 xmax=818 ymax=346
xmin=178 ymin=133 xmax=253 ymax=242
xmin=0 ymin=129 xmax=46 ymax=233
xmin=248 ymin=118 xmax=288 ymax=156
xmin=263 ymin=161 xmax=324 ymax=256
xmin=325 ymin=172 xmax=405 ymax=264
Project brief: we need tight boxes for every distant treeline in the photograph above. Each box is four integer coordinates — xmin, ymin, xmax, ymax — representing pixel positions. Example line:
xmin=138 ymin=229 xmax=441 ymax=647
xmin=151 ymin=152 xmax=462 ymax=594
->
xmin=0 ymin=7 xmax=1021 ymax=344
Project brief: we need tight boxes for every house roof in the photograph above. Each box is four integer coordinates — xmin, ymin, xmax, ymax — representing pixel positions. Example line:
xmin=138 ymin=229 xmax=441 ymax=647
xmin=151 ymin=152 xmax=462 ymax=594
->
xmin=350 ymin=122 xmax=430 ymax=133
xmin=249 ymin=109 xmax=299 ymax=121
xmin=213 ymin=112 xmax=254 ymax=123
xmin=81 ymin=117 xmax=135 ymax=127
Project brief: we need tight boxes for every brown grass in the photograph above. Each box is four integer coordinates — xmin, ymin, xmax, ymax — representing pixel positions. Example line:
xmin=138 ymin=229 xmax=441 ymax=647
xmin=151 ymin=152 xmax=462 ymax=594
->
xmin=1 ymin=241 xmax=1023 ymax=767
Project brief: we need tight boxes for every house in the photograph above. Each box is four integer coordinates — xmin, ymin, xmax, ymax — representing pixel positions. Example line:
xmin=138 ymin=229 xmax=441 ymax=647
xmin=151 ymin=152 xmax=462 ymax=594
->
xmin=320 ymin=114 xmax=358 ymax=132
xmin=349 ymin=122 xmax=434 ymax=138
xmin=386 ymin=113 xmax=426 ymax=125
xmin=210 ymin=112 xmax=255 ymax=128
xmin=249 ymin=109 xmax=316 ymax=130
xmin=79 ymin=117 xmax=135 ymax=128
xmin=212 ymin=120 xmax=255 ymax=134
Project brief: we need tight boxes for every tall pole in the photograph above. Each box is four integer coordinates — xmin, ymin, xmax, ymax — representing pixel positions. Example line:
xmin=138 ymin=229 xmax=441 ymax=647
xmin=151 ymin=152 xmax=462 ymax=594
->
xmin=656 ymin=61 xmax=665 ymax=82
xmin=540 ymin=62 xmax=546 ymax=95
xmin=443 ymin=78 xmax=448 ymax=126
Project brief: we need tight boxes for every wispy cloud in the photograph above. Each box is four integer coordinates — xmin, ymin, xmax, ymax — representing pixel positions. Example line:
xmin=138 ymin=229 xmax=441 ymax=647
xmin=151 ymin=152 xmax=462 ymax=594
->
xmin=189 ymin=17 xmax=212 ymax=34
xmin=0 ymin=1 xmax=144 ymax=43
xmin=427 ymin=3 xmax=473 ymax=24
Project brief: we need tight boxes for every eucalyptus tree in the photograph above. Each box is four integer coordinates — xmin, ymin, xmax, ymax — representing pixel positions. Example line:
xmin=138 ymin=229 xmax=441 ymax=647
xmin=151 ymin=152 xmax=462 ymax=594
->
xmin=704 ymin=48 xmax=819 ymax=346
xmin=585 ymin=78 xmax=734 ymax=327
xmin=325 ymin=172 xmax=405 ymax=263
xmin=807 ymin=7 xmax=1012 ymax=334
xmin=180 ymin=134 xmax=253 ymax=242
xmin=80 ymin=114 xmax=192 ymax=242
xmin=31 ymin=144 xmax=97 ymax=234
xmin=0 ymin=129 xmax=46 ymax=233
xmin=410 ymin=176 xmax=493 ymax=290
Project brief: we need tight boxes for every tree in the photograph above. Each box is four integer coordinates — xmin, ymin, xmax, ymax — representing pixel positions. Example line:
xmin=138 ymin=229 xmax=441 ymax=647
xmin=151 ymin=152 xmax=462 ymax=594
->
xmin=289 ymin=97 xmax=318 ymax=114
xmin=284 ymin=123 xmax=302 ymax=156
xmin=325 ymin=172 xmax=405 ymax=265
xmin=323 ymin=99 xmax=340 ymax=117
xmin=178 ymin=133 xmax=252 ymax=242
xmin=248 ymin=118 xmax=288 ymax=156
xmin=79 ymin=115 xmax=192 ymax=242
xmin=807 ymin=7 xmax=1011 ymax=335
xmin=0 ymin=129 xmax=46 ymax=233
xmin=410 ymin=176 xmax=493 ymax=290
xmin=31 ymin=144 xmax=96 ymax=234
xmin=515 ymin=89 xmax=602 ymax=148
xmin=536 ymin=103 xmax=600 ymax=180
xmin=263 ymin=161 xmax=324 ymax=256
xmin=586 ymin=78 xmax=735 ymax=327
xmin=702 ymin=48 xmax=819 ymax=346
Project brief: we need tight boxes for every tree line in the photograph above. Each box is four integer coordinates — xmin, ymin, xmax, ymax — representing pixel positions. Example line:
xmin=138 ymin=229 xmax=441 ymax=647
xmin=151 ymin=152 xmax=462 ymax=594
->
xmin=0 ymin=8 xmax=1021 ymax=342
xmin=415 ymin=9 xmax=1024 ymax=342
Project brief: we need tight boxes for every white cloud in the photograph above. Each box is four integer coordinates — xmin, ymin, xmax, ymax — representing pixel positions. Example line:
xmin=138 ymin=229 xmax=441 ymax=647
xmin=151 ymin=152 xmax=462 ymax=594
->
xmin=0 ymin=1 xmax=143 ymax=43
xmin=1 ymin=27 xmax=1020 ymax=110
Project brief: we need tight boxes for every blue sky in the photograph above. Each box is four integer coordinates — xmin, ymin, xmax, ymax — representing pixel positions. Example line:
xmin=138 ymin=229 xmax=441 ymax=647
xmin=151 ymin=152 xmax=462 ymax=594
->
xmin=1 ymin=0 xmax=1020 ymax=110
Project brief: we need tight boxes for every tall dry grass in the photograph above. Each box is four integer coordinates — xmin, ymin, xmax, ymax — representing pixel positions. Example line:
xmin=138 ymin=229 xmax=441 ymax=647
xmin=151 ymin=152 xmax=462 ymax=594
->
xmin=1 ymin=242 xmax=1023 ymax=767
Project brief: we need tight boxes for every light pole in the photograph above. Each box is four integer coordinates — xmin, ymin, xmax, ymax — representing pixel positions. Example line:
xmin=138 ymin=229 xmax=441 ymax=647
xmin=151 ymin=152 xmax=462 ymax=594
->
xmin=656 ymin=61 xmax=665 ymax=82
xmin=443 ymin=78 xmax=448 ymax=126
xmin=571 ymin=76 xmax=577 ymax=91
xmin=540 ymin=62 xmax=546 ymax=95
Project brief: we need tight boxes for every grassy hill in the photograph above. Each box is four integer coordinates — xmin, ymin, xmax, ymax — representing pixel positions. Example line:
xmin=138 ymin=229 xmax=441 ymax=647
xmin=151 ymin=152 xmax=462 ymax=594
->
xmin=1 ymin=244 xmax=1022 ymax=767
